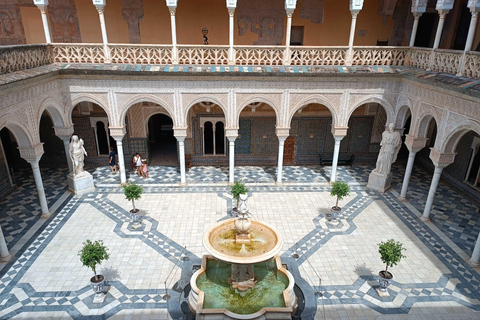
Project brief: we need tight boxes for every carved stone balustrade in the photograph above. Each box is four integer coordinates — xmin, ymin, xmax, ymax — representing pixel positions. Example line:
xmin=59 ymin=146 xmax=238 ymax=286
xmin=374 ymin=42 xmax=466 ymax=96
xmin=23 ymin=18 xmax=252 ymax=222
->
xmin=0 ymin=44 xmax=52 ymax=74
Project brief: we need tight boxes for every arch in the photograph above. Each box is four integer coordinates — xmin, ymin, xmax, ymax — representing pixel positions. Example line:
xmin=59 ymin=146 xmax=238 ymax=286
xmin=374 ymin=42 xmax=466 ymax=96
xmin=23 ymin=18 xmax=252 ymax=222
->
xmin=440 ymin=121 xmax=480 ymax=153
xmin=38 ymin=97 xmax=68 ymax=128
xmin=237 ymin=97 xmax=280 ymax=127
xmin=69 ymin=94 xmax=110 ymax=121
xmin=145 ymin=110 xmax=173 ymax=130
xmin=185 ymin=96 xmax=227 ymax=127
xmin=1 ymin=122 xmax=34 ymax=147
xmin=287 ymin=96 xmax=337 ymax=127
xmin=120 ymin=94 xmax=175 ymax=127
xmin=394 ymin=105 xmax=412 ymax=129
xmin=347 ymin=95 xmax=394 ymax=125
xmin=416 ymin=114 xmax=437 ymax=138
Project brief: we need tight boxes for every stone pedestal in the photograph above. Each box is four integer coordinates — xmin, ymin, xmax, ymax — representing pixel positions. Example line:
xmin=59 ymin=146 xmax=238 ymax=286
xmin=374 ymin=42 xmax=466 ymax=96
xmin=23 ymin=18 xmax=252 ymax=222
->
xmin=67 ymin=172 xmax=95 ymax=195
xmin=367 ymin=171 xmax=392 ymax=193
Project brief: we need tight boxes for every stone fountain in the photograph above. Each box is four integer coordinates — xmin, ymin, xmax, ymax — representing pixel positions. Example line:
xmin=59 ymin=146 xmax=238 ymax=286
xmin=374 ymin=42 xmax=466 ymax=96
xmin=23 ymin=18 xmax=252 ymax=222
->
xmin=189 ymin=194 xmax=297 ymax=319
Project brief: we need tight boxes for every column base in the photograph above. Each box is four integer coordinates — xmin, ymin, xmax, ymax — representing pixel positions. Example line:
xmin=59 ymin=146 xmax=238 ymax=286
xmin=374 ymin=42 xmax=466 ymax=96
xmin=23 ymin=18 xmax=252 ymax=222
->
xmin=0 ymin=253 xmax=12 ymax=262
xmin=68 ymin=172 xmax=95 ymax=196
xmin=366 ymin=172 xmax=392 ymax=193
xmin=469 ymin=258 xmax=479 ymax=267
xmin=40 ymin=213 xmax=51 ymax=219
xmin=398 ymin=196 xmax=408 ymax=202
xmin=420 ymin=215 xmax=430 ymax=222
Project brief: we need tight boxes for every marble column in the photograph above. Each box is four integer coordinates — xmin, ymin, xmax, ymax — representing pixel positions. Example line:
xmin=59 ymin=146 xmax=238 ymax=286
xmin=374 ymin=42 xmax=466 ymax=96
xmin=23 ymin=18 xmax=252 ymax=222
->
xmin=177 ymin=137 xmax=186 ymax=184
xmin=276 ymin=137 xmax=287 ymax=183
xmin=464 ymin=12 xmax=478 ymax=52
xmin=28 ymin=160 xmax=50 ymax=219
xmin=399 ymin=151 xmax=417 ymax=200
xmin=346 ymin=12 xmax=359 ymax=66
xmin=409 ymin=13 xmax=423 ymax=46
xmin=36 ymin=4 xmax=51 ymax=44
xmin=470 ymin=231 xmax=480 ymax=266
xmin=0 ymin=138 xmax=13 ymax=187
xmin=228 ymin=8 xmax=235 ymax=65
xmin=283 ymin=9 xmax=294 ymax=65
xmin=168 ymin=6 xmax=178 ymax=64
xmin=61 ymin=138 xmax=74 ymax=173
xmin=433 ymin=10 xmax=448 ymax=49
xmin=0 ymin=226 xmax=12 ymax=262
xmin=114 ymin=138 xmax=126 ymax=184
xmin=330 ymin=136 xmax=344 ymax=183
xmin=228 ymin=137 xmax=236 ymax=184
xmin=94 ymin=3 xmax=110 ymax=62
xmin=421 ymin=150 xmax=455 ymax=221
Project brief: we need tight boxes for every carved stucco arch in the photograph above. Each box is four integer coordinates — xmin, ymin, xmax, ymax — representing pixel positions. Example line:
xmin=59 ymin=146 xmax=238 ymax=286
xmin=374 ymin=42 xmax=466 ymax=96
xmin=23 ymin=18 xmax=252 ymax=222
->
xmin=347 ymin=95 xmax=395 ymax=125
xmin=120 ymin=94 xmax=175 ymax=127
xmin=440 ymin=120 xmax=480 ymax=153
xmin=237 ymin=96 xmax=280 ymax=127
xmin=68 ymin=94 xmax=111 ymax=133
xmin=38 ymin=96 xmax=70 ymax=128
xmin=411 ymin=105 xmax=441 ymax=138
xmin=184 ymin=95 xmax=227 ymax=128
xmin=394 ymin=96 xmax=413 ymax=129
xmin=1 ymin=121 xmax=35 ymax=148
xmin=287 ymin=95 xmax=338 ymax=127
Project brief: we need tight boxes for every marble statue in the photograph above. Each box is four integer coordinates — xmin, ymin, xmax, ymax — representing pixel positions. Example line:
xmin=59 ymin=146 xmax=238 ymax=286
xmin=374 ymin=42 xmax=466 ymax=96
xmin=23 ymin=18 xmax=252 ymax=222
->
xmin=373 ymin=123 xmax=401 ymax=175
xmin=69 ymin=135 xmax=87 ymax=177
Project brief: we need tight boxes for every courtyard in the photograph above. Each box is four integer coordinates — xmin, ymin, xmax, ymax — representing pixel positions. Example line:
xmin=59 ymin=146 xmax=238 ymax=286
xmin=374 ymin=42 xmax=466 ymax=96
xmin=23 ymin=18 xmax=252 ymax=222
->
xmin=0 ymin=164 xmax=479 ymax=319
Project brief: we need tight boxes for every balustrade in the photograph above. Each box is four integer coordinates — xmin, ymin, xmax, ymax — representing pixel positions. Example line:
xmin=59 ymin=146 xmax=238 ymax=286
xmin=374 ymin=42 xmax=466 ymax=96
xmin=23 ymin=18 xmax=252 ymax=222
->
xmin=0 ymin=44 xmax=478 ymax=80
xmin=0 ymin=44 xmax=52 ymax=74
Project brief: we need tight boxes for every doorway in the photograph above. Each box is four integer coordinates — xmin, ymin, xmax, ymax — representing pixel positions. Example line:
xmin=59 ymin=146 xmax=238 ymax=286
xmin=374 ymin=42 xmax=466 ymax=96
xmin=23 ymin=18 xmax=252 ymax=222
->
xmin=147 ymin=114 xmax=177 ymax=166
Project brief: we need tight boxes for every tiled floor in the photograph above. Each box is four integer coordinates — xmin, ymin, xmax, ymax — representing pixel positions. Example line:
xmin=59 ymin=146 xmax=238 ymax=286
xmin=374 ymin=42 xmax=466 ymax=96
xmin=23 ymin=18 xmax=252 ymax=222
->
xmin=0 ymin=163 xmax=479 ymax=319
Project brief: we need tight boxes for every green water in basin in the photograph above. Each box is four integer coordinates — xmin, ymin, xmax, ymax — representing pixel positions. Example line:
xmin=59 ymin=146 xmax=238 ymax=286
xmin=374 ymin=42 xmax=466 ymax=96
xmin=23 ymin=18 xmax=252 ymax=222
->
xmin=196 ymin=259 xmax=289 ymax=315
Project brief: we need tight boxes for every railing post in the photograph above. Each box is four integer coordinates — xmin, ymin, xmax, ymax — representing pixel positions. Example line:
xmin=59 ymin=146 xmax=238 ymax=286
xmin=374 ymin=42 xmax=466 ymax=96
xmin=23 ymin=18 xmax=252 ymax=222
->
xmin=283 ymin=1 xmax=297 ymax=66
xmin=166 ymin=0 xmax=179 ymax=65
xmin=226 ymin=1 xmax=237 ymax=65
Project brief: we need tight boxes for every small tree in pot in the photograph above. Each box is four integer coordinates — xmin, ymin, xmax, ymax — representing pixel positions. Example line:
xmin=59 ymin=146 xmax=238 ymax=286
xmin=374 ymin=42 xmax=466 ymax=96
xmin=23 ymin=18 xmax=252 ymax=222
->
xmin=123 ymin=183 xmax=143 ymax=213
xmin=329 ymin=181 xmax=350 ymax=224
xmin=78 ymin=240 xmax=110 ymax=302
xmin=230 ymin=181 xmax=249 ymax=209
xmin=377 ymin=239 xmax=406 ymax=295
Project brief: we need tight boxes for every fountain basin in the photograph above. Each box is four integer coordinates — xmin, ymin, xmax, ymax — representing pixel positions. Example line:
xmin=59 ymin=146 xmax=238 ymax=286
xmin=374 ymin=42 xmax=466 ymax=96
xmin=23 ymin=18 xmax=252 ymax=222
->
xmin=203 ymin=218 xmax=283 ymax=264
xmin=189 ymin=255 xmax=297 ymax=319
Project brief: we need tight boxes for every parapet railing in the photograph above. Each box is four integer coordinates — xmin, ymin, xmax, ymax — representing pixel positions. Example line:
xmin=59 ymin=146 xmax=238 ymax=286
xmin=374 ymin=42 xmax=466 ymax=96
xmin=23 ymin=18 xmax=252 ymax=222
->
xmin=1 ymin=43 xmax=479 ymax=80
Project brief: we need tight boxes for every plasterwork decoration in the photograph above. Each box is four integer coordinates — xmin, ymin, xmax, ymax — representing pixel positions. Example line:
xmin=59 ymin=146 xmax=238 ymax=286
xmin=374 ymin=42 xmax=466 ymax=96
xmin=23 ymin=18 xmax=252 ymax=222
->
xmin=53 ymin=126 xmax=74 ymax=138
xmin=18 ymin=143 xmax=44 ymax=161
xmin=331 ymin=126 xmax=349 ymax=137
xmin=48 ymin=0 xmax=82 ymax=43
xmin=69 ymin=93 xmax=110 ymax=120
xmin=413 ymin=103 xmax=442 ymax=138
xmin=116 ymin=93 xmax=175 ymax=126
xmin=0 ymin=2 xmax=26 ymax=45
xmin=275 ymin=127 xmax=290 ymax=138
xmin=37 ymin=96 xmax=69 ymax=128
xmin=404 ymin=134 xmax=428 ymax=153
xmin=429 ymin=148 xmax=456 ymax=167
xmin=109 ymin=126 xmax=127 ymax=138
xmin=288 ymin=93 xmax=339 ymax=126
xmin=237 ymin=0 xmax=285 ymax=45
xmin=235 ymin=93 xmax=282 ymax=125
xmin=300 ymin=0 xmax=324 ymax=23
xmin=173 ymin=128 xmax=187 ymax=138
xmin=127 ymin=103 xmax=171 ymax=138
xmin=181 ymin=93 xmax=229 ymax=125
xmin=441 ymin=115 xmax=480 ymax=153
xmin=347 ymin=93 xmax=395 ymax=124
xmin=120 ymin=0 xmax=144 ymax=44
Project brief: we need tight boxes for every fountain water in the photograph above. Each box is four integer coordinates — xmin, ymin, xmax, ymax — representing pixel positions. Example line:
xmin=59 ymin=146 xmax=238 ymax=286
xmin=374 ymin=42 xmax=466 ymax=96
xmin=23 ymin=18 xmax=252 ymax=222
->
xmin=189 ymin=194 xmax=297 ymax=319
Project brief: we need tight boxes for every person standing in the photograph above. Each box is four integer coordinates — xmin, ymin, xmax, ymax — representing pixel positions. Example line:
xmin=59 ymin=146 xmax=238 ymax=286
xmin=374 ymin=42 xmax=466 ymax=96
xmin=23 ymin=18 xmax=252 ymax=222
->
xmin=109 ymin=147 xmax=117 ymax=174
xmin=133 ymin=153 xmax=142 ymax=177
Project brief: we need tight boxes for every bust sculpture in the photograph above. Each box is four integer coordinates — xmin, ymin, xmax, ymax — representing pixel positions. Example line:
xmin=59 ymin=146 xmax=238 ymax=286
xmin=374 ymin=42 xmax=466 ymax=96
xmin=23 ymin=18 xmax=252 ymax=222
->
xmin=69 ymin=135 xmax=88 ymax=177
xmin=373 ymin=123 xmax=401 ymax=175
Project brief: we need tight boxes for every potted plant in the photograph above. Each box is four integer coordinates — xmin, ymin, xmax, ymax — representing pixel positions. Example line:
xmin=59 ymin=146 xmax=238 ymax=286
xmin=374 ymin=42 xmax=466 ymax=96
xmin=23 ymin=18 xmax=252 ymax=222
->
xmin=329 ymin=181 xmax=350 ymax=224
xmin=377 ymin=239 xmax=406 ymax=294
xmin=123 ymin=183 xmax=143 ymax=213
xmin=230 ymin=180 xmax=249 ymax=210
xmin=78 ymin=240 xmax=110 ymax=302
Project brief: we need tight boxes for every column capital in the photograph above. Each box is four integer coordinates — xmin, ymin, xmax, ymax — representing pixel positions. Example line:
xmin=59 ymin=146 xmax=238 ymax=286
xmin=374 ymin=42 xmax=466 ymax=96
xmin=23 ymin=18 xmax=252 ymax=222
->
xmin=275 ymin=127 xmax=290 ymax=138
xmin=109 ymin=126 xmax=126 ymax=139
xmin=285 ymin=8 xmax=295 ymax=17
xmin=411 ymin=0 xmax=427 ymax=13
xmin=173 ymin=127 xmax=188 ymax=138
xmin=468 ymin=0 xmax=480 ymax=13
xmin=349 ymin=0 xmax=364 ymax=12
xmin=168 ymin=6 xmax=177 ymax=15
xmin=331 ymin=126 xmax=348 ymax=138
xmin=228 ymin=8 xmax=235 ymax=16
xmin=19 ymin=144 xmax=44 ymax=162
xmin=436 ymin=0 xmax=454 ymax=12
xmin=404 ymin=135 xmax=428 ymax=153
xmin=225 ymin=128 xmax=239 ymax=140
xmin=429 ymin=148 xmax=455 ymax=168
xmin=437 ymin=9 xmax=450 ymax=17
xmin=54 ymin=126 xmax=74 ymax=139
xmin=412 ymin=11 xmax=423 ymax=19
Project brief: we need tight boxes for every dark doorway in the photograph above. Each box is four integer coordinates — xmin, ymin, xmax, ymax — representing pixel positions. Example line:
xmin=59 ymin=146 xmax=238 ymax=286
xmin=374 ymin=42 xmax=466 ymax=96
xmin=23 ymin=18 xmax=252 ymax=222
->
xmin=215 ymin=122 xmax=225 ymax=154
xmin=453 ymin=3 xmax=471 ymax=50
xmin=415 ymin=13 xmax=437 ymax=47
xmin=96 ymin=121 xmax=109 ymax=155
xmin=398 ymin=115 xmax=412 ymax=161
xmin=148 ymin=114 xmax=177 ymax=166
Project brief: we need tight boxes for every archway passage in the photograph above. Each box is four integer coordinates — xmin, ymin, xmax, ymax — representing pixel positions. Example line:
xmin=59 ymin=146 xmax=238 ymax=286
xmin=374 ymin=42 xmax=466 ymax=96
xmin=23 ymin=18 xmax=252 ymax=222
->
xmin=148 ymin=114 xmax=177 ymax=166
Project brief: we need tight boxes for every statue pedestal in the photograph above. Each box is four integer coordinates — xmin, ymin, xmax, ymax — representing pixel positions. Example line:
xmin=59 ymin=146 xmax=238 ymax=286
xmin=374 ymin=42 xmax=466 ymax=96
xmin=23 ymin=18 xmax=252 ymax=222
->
xmin=367 ymin=171 xmax=392 ymax=193
xmin=67 ymin=172 xmax=95 ymax=195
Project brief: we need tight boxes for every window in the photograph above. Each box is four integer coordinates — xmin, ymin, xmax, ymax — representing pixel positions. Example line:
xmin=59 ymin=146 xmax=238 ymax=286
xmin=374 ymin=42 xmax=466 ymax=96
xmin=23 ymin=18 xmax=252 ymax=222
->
xmin=200 ymin=117 xmax=225 ymax=155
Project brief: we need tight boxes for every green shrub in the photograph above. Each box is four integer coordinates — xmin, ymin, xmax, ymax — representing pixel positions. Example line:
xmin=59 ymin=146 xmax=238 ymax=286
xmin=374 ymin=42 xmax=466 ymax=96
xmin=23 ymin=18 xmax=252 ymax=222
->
xmin=230 ymin=181 xmax=249 ymax=207
xmin=330 ymin=181 xmax=350 ymax=209
xmin=78 ymin=240 xmax=109 ymax=281
xmin=123 ymin=183 xmax=143 ymax=211
xmin=378 ymin=239 xmax=406 ymax=272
